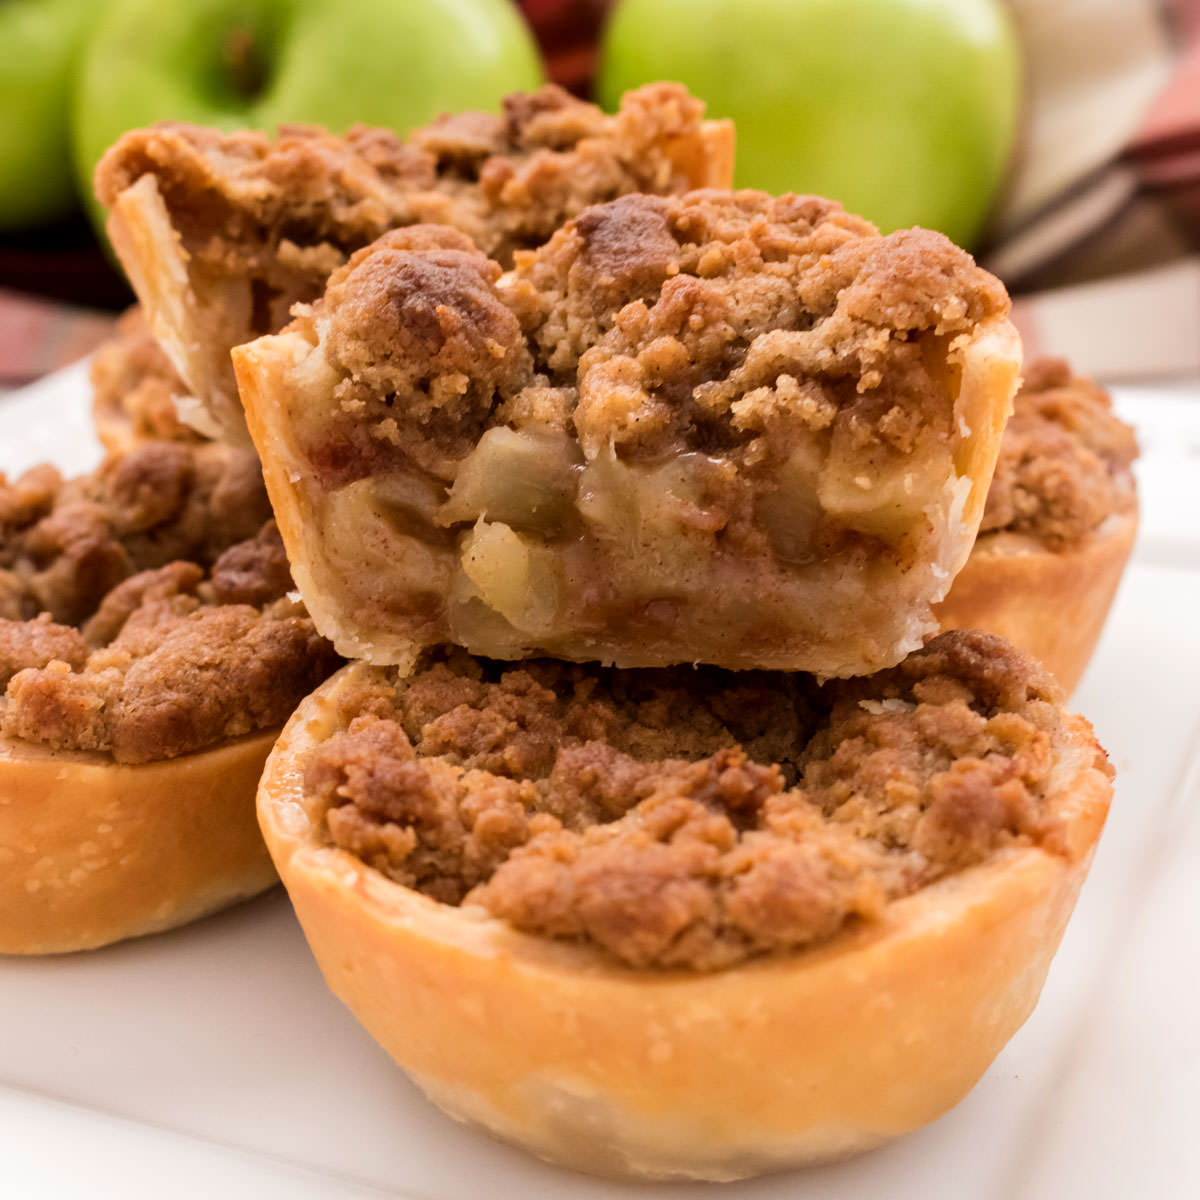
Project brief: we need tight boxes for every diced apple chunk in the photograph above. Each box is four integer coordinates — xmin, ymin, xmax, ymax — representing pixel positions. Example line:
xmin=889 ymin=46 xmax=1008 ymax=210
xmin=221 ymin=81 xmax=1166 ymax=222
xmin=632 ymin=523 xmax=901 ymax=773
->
xmin=438 ymin=426 xmax=582 ymax=533
xmin=460 ymin=520 xmax=561 ymax=635
xmin=758 ymin=443 xmax=824 ymax=564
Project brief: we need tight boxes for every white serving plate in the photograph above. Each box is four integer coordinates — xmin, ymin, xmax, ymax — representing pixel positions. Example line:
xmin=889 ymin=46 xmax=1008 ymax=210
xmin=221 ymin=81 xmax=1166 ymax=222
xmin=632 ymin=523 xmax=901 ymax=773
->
xmin=0 ymin=365 xmax=1197 ymax=1199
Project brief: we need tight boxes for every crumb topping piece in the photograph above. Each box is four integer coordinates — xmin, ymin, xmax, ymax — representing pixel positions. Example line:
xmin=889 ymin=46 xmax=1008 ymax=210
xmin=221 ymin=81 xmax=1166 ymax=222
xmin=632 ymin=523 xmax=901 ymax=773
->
xmin=304 ymin=632 xmax=1076 ymax=971
xmin=0 ymin=442 xmax=267 ymax=626
xmin=0 ymin=446 xmax=339 ymax=762
xmin=982 ymin=358 xmax=1139 ymax=548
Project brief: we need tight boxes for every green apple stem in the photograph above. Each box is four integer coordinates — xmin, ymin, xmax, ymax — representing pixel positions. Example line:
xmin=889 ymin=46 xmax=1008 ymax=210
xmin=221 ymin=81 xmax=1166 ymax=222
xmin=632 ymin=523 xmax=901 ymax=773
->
xmin=224 ymin=26 xmax=267 ymax=101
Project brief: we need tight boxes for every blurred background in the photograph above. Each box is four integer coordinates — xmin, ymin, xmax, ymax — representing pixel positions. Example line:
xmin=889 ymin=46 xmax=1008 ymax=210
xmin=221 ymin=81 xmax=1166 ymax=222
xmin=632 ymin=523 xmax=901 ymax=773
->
xmin=1 ymin=0 xmax=1197 ymax=392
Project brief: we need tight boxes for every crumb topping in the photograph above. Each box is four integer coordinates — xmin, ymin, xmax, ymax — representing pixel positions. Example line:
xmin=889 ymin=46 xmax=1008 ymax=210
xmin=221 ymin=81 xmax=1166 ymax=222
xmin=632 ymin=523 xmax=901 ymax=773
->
xmin=90 ymin=307 xmax=200 ymax=447
xmin=304 ymin=631 xmax=1075 ymax=970
xmin=0 ymin=442 xmax=268 ymax=625
xmin=0 ymin=446 xmax=339 ymax=762
xmin=982 ymin=358 xmax=1139 ymax=548
xmin=316 ymin=191 xmax=1009 ymax=479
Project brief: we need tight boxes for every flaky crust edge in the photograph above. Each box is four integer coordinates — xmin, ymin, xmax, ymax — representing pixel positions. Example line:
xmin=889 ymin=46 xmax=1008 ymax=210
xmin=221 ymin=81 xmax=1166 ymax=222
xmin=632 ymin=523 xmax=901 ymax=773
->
xmin=0 ymin=729 xmax=280 ymax=955
xmin=106 ymin=175 xmax=247 ymax=445
xmin=256 ymin=662 xmax=1110 ymax=1181
xmin=233 ymin=330 xmax=416 ymax=668
xmin=232 ymin=312 xmax=1021 ymax=674
xmin=935 ymin=502 xmax=1138 ymax=696
xmin=940 ymin=315 xmax=1023 ymax=585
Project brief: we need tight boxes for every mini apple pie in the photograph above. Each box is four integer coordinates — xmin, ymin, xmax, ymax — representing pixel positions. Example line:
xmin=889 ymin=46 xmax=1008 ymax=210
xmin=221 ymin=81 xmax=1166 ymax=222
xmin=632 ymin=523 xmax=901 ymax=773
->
xmin=0 ymin=442 xmax=339 ymax=954
xmin=937 ymin=358 xmax=1139 ymax=693
xmin=90 ymin=307 xmax=201 ymax=452
xmin=258 ymin=630 xmax=1111 ymax=1179
xmin=94 ymin=83 xmax=734 ymax=442
xmin=234 ymin=191 xmax=1021 ymax=676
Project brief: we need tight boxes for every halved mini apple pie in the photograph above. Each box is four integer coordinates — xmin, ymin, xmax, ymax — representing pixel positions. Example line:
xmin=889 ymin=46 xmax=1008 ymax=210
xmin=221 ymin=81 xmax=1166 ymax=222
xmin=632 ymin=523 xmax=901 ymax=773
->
xmin=235 ymin=190 xmax=1021 ymax=676
xmin=95 ymin=83 xmax=734 ymax=442
xmin=258 ymin=630 xmax=1111 ymax=1179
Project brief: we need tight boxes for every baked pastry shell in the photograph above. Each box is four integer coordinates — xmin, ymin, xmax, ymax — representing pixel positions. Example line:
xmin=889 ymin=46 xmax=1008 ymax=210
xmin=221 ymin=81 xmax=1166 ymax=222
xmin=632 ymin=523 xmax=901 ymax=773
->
xmin=0 ymin=728 xmax=280 ymax=955
xmin=257 ymin=663 xmax=1111 ymax=1181
xmin=936 ymin=502 xmax=1138 ymax=695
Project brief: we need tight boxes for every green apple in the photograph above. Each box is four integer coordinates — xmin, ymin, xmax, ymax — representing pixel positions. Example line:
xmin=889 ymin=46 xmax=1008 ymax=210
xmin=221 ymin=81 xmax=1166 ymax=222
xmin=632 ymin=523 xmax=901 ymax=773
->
xmin=0 ymin=0 xmax=105 ymax=229
xmin=597 ymin=0 xmax=1020 ymax=248
xmin=73 ymin=0 xmax=544 ymax=234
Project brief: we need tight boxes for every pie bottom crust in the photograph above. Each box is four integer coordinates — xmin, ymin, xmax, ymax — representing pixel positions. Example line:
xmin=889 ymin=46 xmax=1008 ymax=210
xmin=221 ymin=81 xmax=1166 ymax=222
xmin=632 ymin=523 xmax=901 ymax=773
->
xmin=257 ymin=665 xmax=1111 ymax=1181
xmin=0 ymin=728 xmax=280 ymax=955
xmin=935 ymin=508 xmax=1137 ymax=695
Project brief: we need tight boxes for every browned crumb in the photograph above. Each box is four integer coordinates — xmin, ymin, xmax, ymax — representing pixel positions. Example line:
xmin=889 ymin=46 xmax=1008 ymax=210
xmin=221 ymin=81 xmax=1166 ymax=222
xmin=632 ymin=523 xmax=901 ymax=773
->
xmin=1 ymin=525 xmax=339 ymax=763
xmin=0 ymin=441 xmax=269 ymax=626
xmin=981 ymin=358 xmax=1139 ymax=548
xmin=0 ymin=446 xmax=340 ymax=763
xmin=90 ymin=307 xmax=200 ymax=447
xmin=315 ymin=190 xmax=1008 ymax=485
xmin=0 ymin=614 xmax=89 ymax=688
xmin=304 ymin=631 xmax=1081 ymax=970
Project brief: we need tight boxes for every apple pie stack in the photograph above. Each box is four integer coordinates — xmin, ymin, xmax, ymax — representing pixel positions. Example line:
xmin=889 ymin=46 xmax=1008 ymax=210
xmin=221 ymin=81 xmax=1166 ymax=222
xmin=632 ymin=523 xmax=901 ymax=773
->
xmin=85 ymin=83 xmax=1124 ymax=1180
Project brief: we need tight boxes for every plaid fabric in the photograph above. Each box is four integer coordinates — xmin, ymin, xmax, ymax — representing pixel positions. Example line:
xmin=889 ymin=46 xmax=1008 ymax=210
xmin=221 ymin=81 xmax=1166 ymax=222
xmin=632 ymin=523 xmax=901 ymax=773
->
xmin=0 ymin=289 xmax=114 ymax=391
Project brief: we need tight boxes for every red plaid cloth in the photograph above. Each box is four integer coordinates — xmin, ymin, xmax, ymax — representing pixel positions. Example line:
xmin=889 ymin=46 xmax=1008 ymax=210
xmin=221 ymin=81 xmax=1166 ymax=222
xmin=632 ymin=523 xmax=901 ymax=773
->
xmin=0 ymin=289 xmax=113 ymax=390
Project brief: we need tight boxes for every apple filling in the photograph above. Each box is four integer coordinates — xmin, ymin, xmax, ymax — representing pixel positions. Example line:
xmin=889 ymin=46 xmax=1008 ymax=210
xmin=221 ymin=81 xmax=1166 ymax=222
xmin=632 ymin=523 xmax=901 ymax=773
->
xmin=95 ymin=82 xmax=734 ymax=442
xmin=302 ymin=630 xmax=1090 ymax=971
xmin=236 ymin=189 xmax=1019 ymax=675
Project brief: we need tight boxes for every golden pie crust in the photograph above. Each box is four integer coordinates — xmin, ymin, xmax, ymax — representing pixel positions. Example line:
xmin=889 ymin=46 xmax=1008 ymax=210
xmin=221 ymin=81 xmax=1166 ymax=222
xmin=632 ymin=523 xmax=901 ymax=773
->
xmin=0 ymin=729 xmax=278 ymax=955
xmin=257 ymin=660 xmax=1111 ymax=1180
